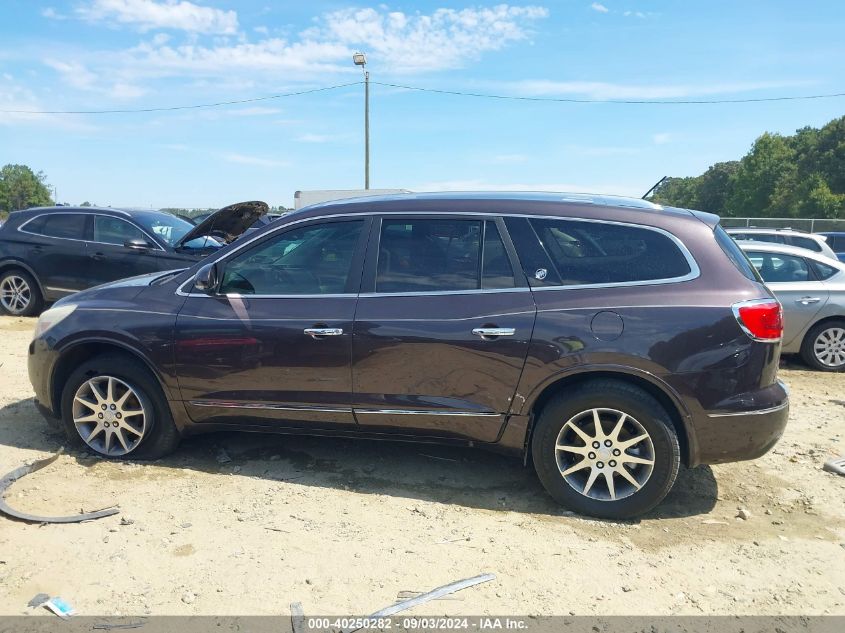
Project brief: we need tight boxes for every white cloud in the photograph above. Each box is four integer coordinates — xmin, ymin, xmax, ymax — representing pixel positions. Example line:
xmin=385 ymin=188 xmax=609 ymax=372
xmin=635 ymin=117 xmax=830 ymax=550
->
xmin=653 ymin=132 xmax=671 ymax=145
xmin=77 ymin=0 xmax=238 ymax=34
xmin=590 ymin=3 xmax=609 ymax=13
xmin=42 ymin=7 xmax=68 ymax=20
xmin=111 ymin=82 xmax=147 ymax=99
xmin=44 ymin=59 xmax=99 ymax=90
xmin=296 ymin=133 xmax=340 ymax=143
xmin=306 ymin=5 xmax=549 ymax=72
xmin=221 ymin=152 xmax=288 ymax=168
xmin=0 ymin=82 xmax=97 ymax=131
xmin=508 ymin=79 xmax=811 ymax=100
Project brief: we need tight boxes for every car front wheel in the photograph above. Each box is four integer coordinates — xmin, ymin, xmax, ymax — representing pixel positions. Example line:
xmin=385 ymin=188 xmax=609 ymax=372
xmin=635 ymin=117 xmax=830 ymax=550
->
xmin=60 ymin=354 xmax=180 ymax=459
xmin=531 ymin=380 xmax=680 ymax=519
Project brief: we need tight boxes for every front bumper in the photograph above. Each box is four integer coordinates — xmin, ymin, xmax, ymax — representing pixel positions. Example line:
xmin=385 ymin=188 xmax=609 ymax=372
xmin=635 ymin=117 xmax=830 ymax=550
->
xmin=692 ymin=380 xmax=789 ymax=465
xmin=28 ymin=336 xmax=60 ymax=417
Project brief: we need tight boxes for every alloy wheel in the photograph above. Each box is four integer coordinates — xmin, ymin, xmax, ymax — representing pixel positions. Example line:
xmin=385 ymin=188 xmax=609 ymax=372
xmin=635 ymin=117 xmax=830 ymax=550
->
xmin=554 ymin=408 xmax=655 ymax=502
xmin=813 ymin=326 xmax=845 ymax=368
xmin=72 ymin=376 xmax=148 ymax=456
xmin=0 ymin=275 xmax=31 ymax=314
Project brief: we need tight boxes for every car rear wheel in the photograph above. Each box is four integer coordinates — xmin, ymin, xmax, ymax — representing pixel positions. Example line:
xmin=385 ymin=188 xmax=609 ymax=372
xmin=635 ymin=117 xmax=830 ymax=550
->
xmin=60 ymin=354 xmax=180 ymax=459
xmin=531 ymin=380 xmax=680 ymax=519
xmin=0 ymin=269 xmax=43 ymax=316
xmin=801 ymin=320 xmax=845 ymax=372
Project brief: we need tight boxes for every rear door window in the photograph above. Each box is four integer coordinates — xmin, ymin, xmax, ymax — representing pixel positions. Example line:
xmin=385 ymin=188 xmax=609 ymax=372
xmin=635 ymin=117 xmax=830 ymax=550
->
xmin=526 ymin=218 xmax=692 ymax=286
xmin=40 ymin=214 xmax=87 ymax=240
xmin=376 ymin=218 xmax=482 ymax=293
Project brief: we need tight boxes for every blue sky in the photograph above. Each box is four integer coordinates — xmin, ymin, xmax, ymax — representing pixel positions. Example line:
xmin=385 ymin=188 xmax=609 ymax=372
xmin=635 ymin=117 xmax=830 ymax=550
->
xmin=1 ymin=0 xmax=844 ymax=208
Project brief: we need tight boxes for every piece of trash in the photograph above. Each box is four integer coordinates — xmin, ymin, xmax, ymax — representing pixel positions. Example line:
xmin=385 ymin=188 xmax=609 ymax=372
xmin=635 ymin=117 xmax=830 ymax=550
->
xmin=436 ymin=536 xmax=471 ymax=544
xmin=0 ymin=450 xmax=119 ymax=524
xmin=92 ymin=621 xmax=147 ymax=630
xmin=341 ymin=573 xmax=495 ymax=633
xmin=419 ymin=453 xmax=458 ymax=462
xmin=701 ymin=519 xmax=729 ymax=525
xmin=290 ymin=601 xmax=305 ymax=633
xmin=823 ymin=456 xmax=845 ymax=477
xmin=396 ymin=590 xmax=462 ymax=601
xmin=27 ymin=593 xmax=50 ymax=608
xmin=43 ymin=597 xmax=75 ymax=618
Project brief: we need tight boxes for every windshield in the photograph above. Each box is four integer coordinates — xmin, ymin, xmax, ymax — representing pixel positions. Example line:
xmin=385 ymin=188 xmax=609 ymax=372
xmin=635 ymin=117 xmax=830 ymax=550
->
xmin=134 ymin=212 xmax=223 ymax=249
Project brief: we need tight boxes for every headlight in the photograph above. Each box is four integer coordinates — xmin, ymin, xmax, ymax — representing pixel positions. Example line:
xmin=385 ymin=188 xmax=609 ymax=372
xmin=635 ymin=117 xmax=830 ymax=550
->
xmin=33 ymin=304 xmax=77 ymax=339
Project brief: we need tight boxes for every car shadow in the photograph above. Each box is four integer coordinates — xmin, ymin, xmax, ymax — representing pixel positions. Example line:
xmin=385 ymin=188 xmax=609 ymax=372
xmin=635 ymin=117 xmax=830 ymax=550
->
xmin=0 ymin=397 xmax=718 ymax=521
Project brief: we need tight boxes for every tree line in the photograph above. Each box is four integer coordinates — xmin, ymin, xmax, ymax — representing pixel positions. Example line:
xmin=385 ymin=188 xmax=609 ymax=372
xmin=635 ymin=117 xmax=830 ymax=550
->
xmin=651 ymin=114 xmax=845 ymax=218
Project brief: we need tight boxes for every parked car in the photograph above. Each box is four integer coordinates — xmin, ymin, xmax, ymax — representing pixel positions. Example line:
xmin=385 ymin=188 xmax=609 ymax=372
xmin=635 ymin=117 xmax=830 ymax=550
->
xmin=817 ymin=232 xmax=845 ymax=262
xmin=28 ymin=192 xmax=789 ymax=519
xmin=0 ymin=201 xmax=267 ymax=316
xmin=738 ymin=241 xmax=845 ymax=371
xmin=726 ymin=227 xmax=837 ymax=260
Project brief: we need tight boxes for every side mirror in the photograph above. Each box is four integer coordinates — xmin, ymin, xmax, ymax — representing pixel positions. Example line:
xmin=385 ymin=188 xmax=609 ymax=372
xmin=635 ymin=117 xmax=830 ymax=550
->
xmin=193 ymin=262 xmax=219 ymax=294
xmin=124 ymin=238 xmax=152 ymax=251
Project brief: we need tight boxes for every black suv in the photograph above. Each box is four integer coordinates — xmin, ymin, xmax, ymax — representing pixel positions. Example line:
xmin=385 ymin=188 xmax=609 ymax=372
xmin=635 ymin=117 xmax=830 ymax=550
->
xmin=0 ymin=202 xmax=266 ymax=315
xmin=28 ymin=192 xmax=789 ymax=519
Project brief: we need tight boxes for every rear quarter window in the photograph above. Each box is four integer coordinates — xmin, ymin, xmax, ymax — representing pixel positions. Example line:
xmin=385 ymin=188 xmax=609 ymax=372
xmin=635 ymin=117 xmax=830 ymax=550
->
xmin=715 ymin=225 xmax=763 ymax=282
xmin=526 ymin=218 xmax=692 ymax=286
xmin=790 ymin=236 xmax=823 ymax=252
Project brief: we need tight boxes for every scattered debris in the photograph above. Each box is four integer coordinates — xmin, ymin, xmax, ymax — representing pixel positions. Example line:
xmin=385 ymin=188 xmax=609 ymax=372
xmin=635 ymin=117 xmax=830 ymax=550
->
xmin=436 ymin=536 xmax=471 ymax=544
xmin=216 ymin=449 xmax=232 ymax=464
xmin=120 ymin=516 xmax=135 ymax=526
xmin=264 ymin=526 xmax=291 ymax=533
xmin=0 ymin=450 xmax=119 ymax=524
xmin=92 ymin=621 xmax=147 ymax=630
xmin=823 ymin=456 xmax=845 ymax=477
xmin=736 ymin=508 xmax=752 ymax=520
xmin=181 ymin=592 xmax=196 ymax=605
xmin=341 ymin=573 xmax=495 ymax=633
xmin=43 ymin=597 xmax=75 ymax=618
xmin=396 ymin=590 xmax=462 ymax=601
xmin=290 ymin=601 xmax=305 ymax=633
xmin=419 ymin=453 xmax=458 ymax=463
xmin=27 ymin=593 xmax=50 ymax=608
xmin=701 ymin=519 xmax=729 ymax=525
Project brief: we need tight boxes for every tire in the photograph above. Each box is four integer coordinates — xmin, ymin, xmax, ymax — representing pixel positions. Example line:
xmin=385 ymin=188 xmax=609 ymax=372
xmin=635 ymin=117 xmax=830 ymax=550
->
xmin=531 ymin=379 xmax=680 ymax=519
xmin=0 ymin=268 xmax=43 ymax=316
xmin=800 ymin=320 xmax=845 ymax=372
xmin=60 ymin=353 xmax=180 ymax=459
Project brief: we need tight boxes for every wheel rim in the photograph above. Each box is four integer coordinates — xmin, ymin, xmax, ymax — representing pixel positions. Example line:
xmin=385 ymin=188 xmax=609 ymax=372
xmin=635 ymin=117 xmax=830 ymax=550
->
xmin=813 ymin=327 xmax=845 ymax=368
xmin=72 ymin=376 xmax=148 ymax=456
xmin=0 ymin=275 xmax=31 ymax=314
xmin=555 ymin=408 xmax=655 ymax=502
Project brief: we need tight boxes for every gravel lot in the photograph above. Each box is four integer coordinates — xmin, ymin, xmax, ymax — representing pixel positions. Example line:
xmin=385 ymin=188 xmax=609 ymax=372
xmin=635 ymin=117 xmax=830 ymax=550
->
xmin=0 ymin=314 xmax=843 ymax=617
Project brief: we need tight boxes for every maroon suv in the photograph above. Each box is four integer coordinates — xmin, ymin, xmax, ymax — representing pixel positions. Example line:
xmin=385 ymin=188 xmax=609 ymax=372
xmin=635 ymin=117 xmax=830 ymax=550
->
xmin=28 ymin=192 xmax=788 ymax=518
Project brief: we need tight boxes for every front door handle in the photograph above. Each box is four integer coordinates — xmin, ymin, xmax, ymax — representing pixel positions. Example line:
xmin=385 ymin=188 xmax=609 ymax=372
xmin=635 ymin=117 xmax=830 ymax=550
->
xmin=90 ymin=252 xmax=106 ymax=262
xmin=472 ymin=327 xmax=516 ymax=339
xmin=796 ymin=296 xmax=821 ymax=305
xmin=304 ymin=327 xmax=343 ymax=339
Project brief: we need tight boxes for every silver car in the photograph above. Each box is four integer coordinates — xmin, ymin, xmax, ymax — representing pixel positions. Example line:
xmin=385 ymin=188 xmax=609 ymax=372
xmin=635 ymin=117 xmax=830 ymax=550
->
xmin=739 ymin=242 xmax=845 ymax=371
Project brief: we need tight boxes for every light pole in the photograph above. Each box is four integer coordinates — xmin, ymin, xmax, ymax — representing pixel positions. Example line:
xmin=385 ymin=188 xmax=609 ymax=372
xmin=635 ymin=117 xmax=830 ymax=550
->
xmin=353 ymin=52 xmax=369 ymax=189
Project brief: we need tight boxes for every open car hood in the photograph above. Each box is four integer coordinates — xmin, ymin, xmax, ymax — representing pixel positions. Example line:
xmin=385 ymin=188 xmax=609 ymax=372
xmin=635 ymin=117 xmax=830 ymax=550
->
xmin=176 ymin=200 xmax=268 ymax=248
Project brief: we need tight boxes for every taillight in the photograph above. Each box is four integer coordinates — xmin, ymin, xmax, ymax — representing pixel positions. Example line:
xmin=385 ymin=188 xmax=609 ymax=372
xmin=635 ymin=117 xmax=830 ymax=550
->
xmin=732 ymin=299 xmax=783 ymax=342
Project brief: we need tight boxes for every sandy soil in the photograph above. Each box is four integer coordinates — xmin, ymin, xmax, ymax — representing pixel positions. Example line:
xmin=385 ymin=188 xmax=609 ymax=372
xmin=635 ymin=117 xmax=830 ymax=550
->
xmin=0 ymin=314 xmax=843 ymax=618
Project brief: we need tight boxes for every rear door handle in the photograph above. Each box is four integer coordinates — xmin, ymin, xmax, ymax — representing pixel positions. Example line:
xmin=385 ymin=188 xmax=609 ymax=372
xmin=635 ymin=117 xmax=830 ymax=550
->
xmin=796 ymin=297 xmax=821 ymax=305
xmin=304 ymin=327 xmax=343 ymax=338
xmin=472 ymin=327 xmax=516 ymax=338
xmin=90 ymin=252 xmax=106 ymax=262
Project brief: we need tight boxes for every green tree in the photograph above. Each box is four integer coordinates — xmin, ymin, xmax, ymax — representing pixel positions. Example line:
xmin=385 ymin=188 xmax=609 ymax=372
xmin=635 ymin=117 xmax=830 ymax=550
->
xmin=0 ymin=164 xmax=54 ymax=214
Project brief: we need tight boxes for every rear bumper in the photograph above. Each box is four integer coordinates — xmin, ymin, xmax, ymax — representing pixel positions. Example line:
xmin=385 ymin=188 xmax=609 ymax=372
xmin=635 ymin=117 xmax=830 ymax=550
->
xmin=691 ymin=380 xmax=789 ymax=465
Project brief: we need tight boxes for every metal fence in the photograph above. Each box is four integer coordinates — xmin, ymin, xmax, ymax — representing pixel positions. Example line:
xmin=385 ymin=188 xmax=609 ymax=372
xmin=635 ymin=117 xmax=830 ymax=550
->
xmin=720 ymin=217 xmax=845 ymax=233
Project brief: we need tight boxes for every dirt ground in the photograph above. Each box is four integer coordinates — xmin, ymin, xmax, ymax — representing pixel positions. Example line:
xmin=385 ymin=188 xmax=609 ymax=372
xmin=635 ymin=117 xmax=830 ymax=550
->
xmin=0 ymin=314 xmax=843 ymax=618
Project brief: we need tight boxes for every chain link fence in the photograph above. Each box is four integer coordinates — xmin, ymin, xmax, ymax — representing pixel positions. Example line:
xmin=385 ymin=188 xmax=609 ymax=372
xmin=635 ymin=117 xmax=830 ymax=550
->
xmin=720 ymin=217 xmax=845 ymax=233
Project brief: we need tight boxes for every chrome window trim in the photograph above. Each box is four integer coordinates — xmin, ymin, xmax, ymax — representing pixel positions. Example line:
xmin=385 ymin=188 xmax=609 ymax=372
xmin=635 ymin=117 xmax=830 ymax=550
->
xmin=176 ymin=210 xmax=701 ymax=298
xmin=18 ymin=212 xmax=166 ymax=252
